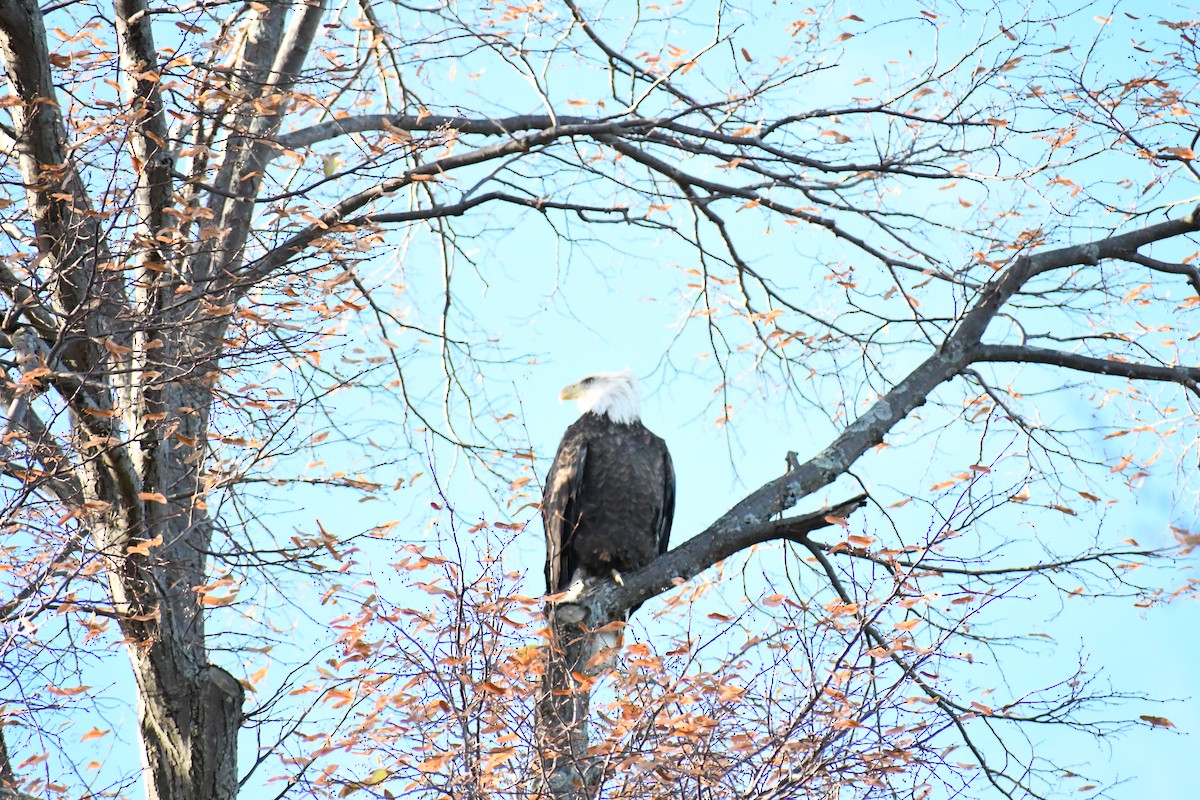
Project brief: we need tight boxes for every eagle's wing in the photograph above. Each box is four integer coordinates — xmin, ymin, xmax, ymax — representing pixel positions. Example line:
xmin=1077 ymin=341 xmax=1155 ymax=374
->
xmin=543 ymin=437 xmax=588 ymax=594
xmin=656 ymin=445 xmax=676 ymax=556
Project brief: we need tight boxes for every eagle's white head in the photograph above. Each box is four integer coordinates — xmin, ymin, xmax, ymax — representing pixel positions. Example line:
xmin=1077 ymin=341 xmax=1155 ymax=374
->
xmin=559 ymin=369 xmax=641 ymax=424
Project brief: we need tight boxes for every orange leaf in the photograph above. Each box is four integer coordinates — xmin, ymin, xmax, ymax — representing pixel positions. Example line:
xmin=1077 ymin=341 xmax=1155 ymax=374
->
xmin=127 ymin=534 xmax=164 ymax=557
xmin=80 ymin=727 xmax=109 ymax=742
xmin=1110 ymin=454 xmax=1133 ymax=473
xmin=1122 ymin=283 xmax=1150 ymax=303
xmin=1139 ymin=715 xmax=1175 ymax=728
xmin=893 ymin=619 xmax=920 ymax=632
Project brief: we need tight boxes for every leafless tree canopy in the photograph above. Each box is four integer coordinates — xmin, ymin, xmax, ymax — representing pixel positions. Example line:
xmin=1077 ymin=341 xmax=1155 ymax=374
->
xmin=0 ymin=2 xmax=1196 ymax=799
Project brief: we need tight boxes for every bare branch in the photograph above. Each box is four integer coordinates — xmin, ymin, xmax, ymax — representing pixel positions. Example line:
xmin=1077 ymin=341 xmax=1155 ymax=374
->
xmin=1120 ymin=251 xmax=1200 ymax=296
xmin=975 ymin=344 xmax=1200 ymax=394
xmin=273 ymin=113 xmax=609 ymax=152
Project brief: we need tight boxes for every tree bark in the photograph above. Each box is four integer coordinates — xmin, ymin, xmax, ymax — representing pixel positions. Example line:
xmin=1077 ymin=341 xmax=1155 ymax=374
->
xmin=535 ymin=609 xmax=602 ymax=800
xmin=131 ymin=657 xmax=245 ymax=800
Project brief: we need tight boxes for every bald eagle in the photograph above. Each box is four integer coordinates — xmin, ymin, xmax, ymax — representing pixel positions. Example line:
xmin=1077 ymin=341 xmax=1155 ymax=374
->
xmin=542 ymin=370 xmax=675 ymax=634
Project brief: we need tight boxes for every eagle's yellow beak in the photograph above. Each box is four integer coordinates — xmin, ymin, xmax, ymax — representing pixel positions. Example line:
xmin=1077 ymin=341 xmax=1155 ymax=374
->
xmin=559 ymin=383 xmax=583 ymax=402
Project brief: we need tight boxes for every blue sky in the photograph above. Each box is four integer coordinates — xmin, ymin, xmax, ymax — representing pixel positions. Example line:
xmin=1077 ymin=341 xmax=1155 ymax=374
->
xmin=378 ymin=4 xmax=1199 ymax=796
xmin=13 ymin=1 xmax=1198 ymax=798
xmin=239 ymin=3 xmax=1197 ymax=796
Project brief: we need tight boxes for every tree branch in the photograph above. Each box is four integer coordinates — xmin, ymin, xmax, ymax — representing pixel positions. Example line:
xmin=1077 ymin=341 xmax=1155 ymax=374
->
xmin=570 ymin=493 xmax=870 ymax=623
xmin=975 ymin=343 xmax=1200 ymax=394
xmin=1119 ymin=251 xmax=1200 ymax=296
xmin=272 ymin=113 xmax=615 ymax=152
xmin=199 ymin=0 xmax=330 ymax=289
xmin=237 ymin=120 xmax=640 ymax=290
xmin=700 ymin=204 xmax=1200 ymax=552
xmin=113 ymin=0 xmax=173 ymax=264
xmin=0 ymin=0 xmax=130 ymax=353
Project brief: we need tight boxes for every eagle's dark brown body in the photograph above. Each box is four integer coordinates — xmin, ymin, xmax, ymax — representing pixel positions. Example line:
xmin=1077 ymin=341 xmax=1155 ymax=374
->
xmin=542 ymin=411 xmax=675 ymax=595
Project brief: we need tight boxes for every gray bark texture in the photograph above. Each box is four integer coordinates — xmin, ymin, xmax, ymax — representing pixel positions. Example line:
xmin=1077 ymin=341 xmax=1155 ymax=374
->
xmin=536 ymin=610 xmax=604 ymax=800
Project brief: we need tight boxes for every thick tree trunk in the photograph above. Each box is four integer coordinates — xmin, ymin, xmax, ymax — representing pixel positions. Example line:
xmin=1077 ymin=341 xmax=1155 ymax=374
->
xmin=96 ymin=449 xmax=246 ymax=800
xmin=107 ymin=374 xmax=245 ymax=800
xmin=0 ymin=0 xmax=307 ymax=794
xmin=132 ymin=654 xmax=244 ymax=800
